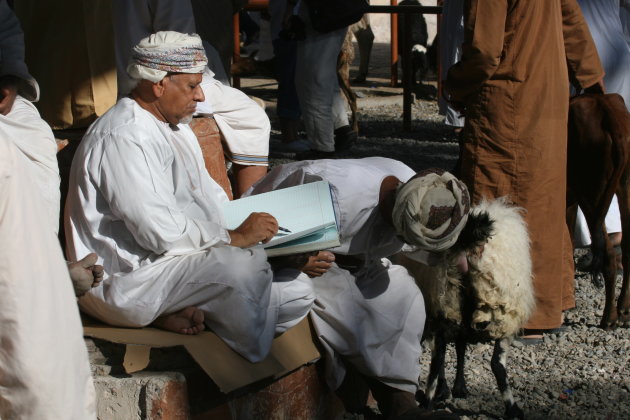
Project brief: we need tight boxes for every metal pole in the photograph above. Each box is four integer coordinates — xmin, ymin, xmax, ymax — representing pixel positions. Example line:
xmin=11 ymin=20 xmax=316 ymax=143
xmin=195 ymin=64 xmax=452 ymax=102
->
xmin=232 ymin=12 xmax=241 ymax=88
xmin=390 ymin=0 xmax=398 ymax=87
xmin=402 ymin=12 xmax=412 ymax=130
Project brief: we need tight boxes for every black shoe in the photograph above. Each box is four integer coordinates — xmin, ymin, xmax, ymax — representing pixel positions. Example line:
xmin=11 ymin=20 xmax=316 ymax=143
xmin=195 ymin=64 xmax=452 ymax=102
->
xmin=295 ymin=149 xmax=335 ymax=160
xmin=334 ymin=125 xmax=358 ymax=152
xmin=353 ymin=73 xmax=367 ymax=83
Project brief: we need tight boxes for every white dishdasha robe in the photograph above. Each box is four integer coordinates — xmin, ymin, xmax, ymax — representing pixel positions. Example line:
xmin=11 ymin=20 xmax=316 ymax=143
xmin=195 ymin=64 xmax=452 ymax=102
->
xmin=0 ymin=1 xmax=60 ymax=234
xmin=0 ymin=96 xmax=59 ymax=234
xmin=247 ymin=157 xmax=427 ymax=393
xmin=0 ymin=136 xmax=96 ymax=420
xmin=65 ymin=98 xmax=313 ymax=362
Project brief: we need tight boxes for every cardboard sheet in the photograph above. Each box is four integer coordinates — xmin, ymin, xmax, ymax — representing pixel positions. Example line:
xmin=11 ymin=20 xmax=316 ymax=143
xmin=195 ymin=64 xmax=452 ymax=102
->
xmin=83 ymin=318 xmax=320 ymax=393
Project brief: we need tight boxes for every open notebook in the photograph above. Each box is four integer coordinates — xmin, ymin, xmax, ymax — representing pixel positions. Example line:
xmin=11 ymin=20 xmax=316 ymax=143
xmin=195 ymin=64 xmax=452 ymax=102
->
xmin=223 ymin=181 xmax=340 ymax=256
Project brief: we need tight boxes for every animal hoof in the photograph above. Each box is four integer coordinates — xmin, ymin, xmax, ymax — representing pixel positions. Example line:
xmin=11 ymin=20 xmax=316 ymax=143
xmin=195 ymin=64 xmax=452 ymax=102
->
xmin=599 ymin=314 xmax=618 ymax=330
xmin=451 ymin=385 xmax=468 ymax=399
xmin=505 ymin=402 xmax=524 ymax=419
xmin=434 ymin=378 xmax=451 ymax=402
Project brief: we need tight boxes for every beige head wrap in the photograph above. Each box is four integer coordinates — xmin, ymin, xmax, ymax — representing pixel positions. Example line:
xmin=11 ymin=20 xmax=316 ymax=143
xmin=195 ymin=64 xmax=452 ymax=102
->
xmin=127 ymin=31 xmax=208 ymax=83
xmin=392 ymin=169 xmax=470 ymax=252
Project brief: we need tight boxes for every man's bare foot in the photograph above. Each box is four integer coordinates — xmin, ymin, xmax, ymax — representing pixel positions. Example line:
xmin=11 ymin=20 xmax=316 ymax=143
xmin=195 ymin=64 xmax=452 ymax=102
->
xmin=153 ymin=307 xmax=205 ymax=335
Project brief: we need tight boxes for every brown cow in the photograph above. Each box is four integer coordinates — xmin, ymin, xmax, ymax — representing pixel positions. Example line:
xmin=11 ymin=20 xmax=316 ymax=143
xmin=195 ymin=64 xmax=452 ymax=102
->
xmin=567 ymin=93 xmax=630 ymax=329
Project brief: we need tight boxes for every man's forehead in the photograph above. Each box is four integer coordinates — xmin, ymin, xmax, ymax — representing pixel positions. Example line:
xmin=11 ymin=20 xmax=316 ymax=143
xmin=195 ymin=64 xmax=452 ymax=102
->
xmin=168 ymin=72 xmax=203 ymax=83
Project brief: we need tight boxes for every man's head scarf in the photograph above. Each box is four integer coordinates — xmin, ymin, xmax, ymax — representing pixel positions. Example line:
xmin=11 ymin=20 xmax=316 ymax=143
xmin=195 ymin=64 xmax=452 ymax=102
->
xmin=127 ymin=31 xmax=208 ymax=83
xmin=392 ymin=169 xmax=470 ymax=252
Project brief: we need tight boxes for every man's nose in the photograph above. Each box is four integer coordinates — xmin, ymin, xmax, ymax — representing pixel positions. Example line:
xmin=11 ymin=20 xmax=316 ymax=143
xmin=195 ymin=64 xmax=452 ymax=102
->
xmin=194 ymin=85 xmax=205 ymax=102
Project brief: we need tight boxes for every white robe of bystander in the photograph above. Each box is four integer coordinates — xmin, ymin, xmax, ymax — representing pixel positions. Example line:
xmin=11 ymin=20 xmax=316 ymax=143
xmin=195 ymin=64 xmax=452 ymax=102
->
xmin=0 ymin=136 xmax=95 ymax=420
xmin=0 ymin=96 xmax=59 ymax=234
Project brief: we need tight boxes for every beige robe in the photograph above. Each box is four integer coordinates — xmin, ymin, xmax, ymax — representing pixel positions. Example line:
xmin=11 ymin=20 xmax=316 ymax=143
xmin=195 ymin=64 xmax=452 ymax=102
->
xmin=446 ymin=0 xmax=604 ymax=329
xmin=14 ymin=0 xmax=117 ymax=130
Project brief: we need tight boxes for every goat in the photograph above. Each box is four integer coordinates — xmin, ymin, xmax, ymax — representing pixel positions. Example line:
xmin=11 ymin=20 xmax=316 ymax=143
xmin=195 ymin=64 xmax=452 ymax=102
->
xmin=398 ymin=0 xmax=430 ymax=85
xmin=337 ymin=28 xmax=359 ymax=133
xmin=396 ymin=198 xmax=534 ymax=419
xmin=567 ymin=93 xmax=630 ymax=329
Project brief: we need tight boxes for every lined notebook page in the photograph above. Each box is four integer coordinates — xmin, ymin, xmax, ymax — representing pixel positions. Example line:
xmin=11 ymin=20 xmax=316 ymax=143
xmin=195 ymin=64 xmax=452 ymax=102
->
xmin=223 ymin=181 xmax=337 ymax=247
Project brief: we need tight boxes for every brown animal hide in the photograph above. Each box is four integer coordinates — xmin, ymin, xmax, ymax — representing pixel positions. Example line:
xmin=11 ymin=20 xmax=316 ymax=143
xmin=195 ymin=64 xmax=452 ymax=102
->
xmin=567 ymin=93 xmax=630 ymax=328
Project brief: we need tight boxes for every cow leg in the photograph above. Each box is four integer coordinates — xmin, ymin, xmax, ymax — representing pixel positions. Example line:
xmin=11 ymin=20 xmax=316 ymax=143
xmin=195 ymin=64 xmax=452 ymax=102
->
xmin=600 ymin=226 xmax=619 ymax=329
xmin=617 ymin=176 xmax=630 ymax=325
xmin=452 ymin=331 xmax=468 ymax=398
xmin=423 ymin=332 xmax=449 ymax=409
xmin=490 ymin=338 xmax=524 ymax=419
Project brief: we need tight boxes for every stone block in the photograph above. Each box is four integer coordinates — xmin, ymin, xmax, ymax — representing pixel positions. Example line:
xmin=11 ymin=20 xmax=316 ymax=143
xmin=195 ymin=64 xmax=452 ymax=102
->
xmin=189 ymin=117 xmax=233 ymax=200
xmin=93 ymin=371 xmax=189 ymax=420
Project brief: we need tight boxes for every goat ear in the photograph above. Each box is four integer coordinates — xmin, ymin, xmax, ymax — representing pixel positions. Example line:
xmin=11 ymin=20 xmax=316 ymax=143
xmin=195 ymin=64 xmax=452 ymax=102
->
xmin=456 ymin=211 xmax=494 ymax=250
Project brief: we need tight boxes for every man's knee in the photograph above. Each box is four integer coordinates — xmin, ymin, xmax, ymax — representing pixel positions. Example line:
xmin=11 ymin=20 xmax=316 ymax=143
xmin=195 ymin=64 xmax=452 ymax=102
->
xmin=273 ymin=270 xmax=315 ymax=333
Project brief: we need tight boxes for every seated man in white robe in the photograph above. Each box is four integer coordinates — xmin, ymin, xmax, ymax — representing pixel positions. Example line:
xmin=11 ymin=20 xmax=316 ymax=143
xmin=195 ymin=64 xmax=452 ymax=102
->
xmin=248 ymin=160 xmax=467 ymax=420
xmin=65 ymin=31 xmax=315 ymax=361
xmin=111 ymin=0 xmax=270 ymax=197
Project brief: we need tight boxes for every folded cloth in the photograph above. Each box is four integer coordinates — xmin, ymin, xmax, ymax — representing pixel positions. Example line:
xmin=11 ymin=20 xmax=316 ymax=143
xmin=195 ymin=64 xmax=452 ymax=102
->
xmin=392 ymin=168 xmax=470 ymax=252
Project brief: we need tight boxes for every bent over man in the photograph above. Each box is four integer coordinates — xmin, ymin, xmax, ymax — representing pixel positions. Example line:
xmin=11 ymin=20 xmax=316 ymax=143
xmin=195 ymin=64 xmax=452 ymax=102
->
xmin=248 ymin=158 xmax=469 ymax=420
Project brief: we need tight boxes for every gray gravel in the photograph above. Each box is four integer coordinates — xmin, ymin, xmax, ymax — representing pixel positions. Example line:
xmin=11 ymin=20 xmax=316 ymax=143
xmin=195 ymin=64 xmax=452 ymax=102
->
xmin=255 ymin=89 xmax=630 ymax=419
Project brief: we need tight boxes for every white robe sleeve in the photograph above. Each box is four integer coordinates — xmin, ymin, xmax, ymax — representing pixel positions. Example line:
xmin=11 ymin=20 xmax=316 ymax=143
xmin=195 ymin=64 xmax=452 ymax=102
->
xmin=95 ymin=133 xmax=230 ymax=256
xmin=198 ymin=72 xmax=270 ymax=166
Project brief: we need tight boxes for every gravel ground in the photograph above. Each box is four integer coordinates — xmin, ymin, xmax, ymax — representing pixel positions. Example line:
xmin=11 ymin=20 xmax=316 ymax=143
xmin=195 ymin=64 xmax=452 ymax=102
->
xmin=241 ymin=56 xmax=629 ymax=418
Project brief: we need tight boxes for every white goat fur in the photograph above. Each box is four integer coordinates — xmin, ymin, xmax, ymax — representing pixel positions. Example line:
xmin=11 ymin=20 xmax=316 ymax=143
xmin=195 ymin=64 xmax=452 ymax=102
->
xmin=401 ymin=197 xmax=535 ymax=338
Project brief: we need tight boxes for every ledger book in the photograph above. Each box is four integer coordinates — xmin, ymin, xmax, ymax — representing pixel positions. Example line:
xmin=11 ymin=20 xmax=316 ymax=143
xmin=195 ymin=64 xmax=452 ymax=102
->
xmin=223 ymin=181 xmax=340 ymax=256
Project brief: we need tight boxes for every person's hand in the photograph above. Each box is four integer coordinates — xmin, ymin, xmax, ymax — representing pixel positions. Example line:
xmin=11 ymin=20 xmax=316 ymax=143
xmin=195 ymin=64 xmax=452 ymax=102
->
xmin=0 ymin=75 xmax=19 ymax=115
xmin=68 ymin=253 xmax=104 ymax=297
xmin=301 ymin=251 xmax=335 ymax=277
xmin=449 ymin=100 xmax=466 ymax=114
xmin=229 ymin=212 xmax=279 ymax=248
xmin=441 ymin=81 xmax=465 ymax=114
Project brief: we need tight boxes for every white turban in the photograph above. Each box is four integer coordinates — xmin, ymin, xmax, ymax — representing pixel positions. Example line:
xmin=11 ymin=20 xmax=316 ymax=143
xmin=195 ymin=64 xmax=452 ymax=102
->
xmin=392 ymin=169 xmax=470 ymax=252
xmin=127 ymin=31 xmax=208 ymax=83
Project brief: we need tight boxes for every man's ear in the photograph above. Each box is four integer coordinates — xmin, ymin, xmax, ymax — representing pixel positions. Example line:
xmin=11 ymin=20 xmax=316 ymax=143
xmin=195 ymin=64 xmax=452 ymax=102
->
xmin=152 ymin=78 xmax=167 ymax=98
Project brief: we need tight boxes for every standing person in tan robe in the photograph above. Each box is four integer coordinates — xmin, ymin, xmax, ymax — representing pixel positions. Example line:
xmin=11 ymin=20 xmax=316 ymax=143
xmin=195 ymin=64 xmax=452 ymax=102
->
xmin=444 ymin=0 xmax=604 ymax=335
xmin=13 ymin=0 xmax=117 ymax=130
